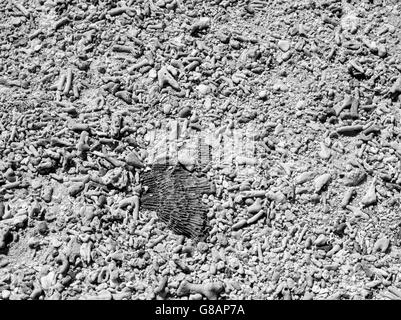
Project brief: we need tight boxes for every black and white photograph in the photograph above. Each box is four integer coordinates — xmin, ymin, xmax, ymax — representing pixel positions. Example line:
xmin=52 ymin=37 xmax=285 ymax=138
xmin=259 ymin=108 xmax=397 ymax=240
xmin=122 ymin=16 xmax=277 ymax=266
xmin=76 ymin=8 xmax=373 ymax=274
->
xmin=0 ymin=0 xmax=401 ymax=312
